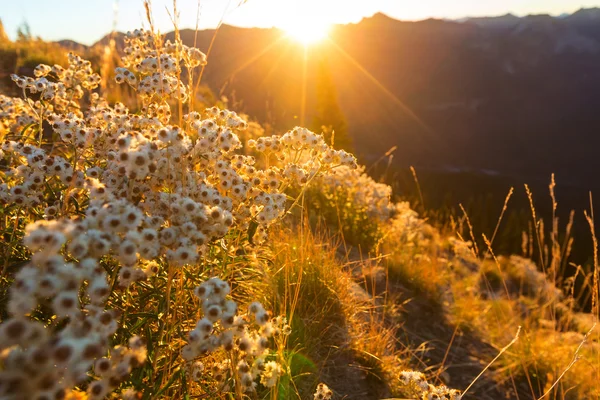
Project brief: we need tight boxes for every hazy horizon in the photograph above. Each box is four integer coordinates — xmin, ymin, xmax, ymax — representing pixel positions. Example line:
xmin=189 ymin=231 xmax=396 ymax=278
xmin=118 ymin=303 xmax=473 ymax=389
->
xmin=1 ymin=0 xmax=599 ymax=46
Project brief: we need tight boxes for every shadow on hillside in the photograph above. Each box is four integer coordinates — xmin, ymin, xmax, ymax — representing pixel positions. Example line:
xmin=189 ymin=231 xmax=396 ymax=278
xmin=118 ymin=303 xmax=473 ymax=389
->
xmin=389 ymin=277 xmax=536 ymax=400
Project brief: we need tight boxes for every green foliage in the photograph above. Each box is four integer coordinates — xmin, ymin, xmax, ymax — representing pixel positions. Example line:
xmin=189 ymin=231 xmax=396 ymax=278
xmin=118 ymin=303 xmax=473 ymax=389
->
xmin=305 ymin=187 xmax=382 ymax=251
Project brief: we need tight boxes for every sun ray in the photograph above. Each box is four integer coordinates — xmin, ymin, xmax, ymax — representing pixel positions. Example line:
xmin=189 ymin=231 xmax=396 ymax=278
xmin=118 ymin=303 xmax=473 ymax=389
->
xmin=301 ymin=45 xmax=308 ymax=126
xmin=327 ymin=39 xmax=438 ymax=139
xmin=258 ymin=41 xmax=293 ymax=88
xmin=228 ymin=35 xmax=287 ymax=79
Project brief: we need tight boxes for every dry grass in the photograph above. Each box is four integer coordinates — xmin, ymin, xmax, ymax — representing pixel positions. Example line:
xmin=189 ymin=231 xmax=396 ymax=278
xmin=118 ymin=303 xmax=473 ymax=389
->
xmin=0 ymin=3 xmax=599 ymax=399
xmin=262 ymin=222 xmax=405 ymax=398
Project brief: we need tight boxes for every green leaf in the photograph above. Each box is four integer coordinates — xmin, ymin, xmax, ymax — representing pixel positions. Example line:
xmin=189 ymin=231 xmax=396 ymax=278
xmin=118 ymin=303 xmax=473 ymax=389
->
xmin=155 ymin=368 xmax=182 ymax=397
xmin=276 ymin=351 xmax=316 ymax=400
xmin=19 ymin=122 xmax=35 ymax=137
xmin=247 ymin=219 xmax=259 ymax=245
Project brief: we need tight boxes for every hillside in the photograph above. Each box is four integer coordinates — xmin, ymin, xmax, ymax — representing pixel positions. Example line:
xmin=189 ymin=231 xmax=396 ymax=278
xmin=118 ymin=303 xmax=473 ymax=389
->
xmin=50 ymin=9 xmax=600 ymax=189
xmin=0 ymin=16 xmax=599 ymax=400
xmin=55 ymin=8 xmax=600 ymax=191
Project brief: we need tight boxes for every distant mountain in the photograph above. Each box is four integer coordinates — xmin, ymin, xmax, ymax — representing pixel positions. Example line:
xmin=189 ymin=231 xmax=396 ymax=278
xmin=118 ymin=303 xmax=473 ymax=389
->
xmin=565 ymin=7 xmax=600 ymax=41
xmin=55 ymin=32 xmax=127 ymax=55
xmin=464 ymin=13 xmax=521 ymax=31
xmin=52 ymin=8 xmax=600 ymax=189
xmin=567 ymin=6 xmax=600 ymax=22
xmin=92 ymin=32 xmax=127 ymax=52
xmin=56 ymin=39 xmax=88 ymax=53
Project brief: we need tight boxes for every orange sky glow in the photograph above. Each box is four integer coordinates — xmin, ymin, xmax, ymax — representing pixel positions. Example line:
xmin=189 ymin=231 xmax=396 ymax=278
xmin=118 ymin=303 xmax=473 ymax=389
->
xmin=1 ymin=0 xmax=599 ymax=45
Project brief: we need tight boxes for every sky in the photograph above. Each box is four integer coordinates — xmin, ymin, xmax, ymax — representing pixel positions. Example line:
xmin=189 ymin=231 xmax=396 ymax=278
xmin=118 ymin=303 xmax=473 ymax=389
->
xmin=1 ymin=0 xmax=600 ymax=45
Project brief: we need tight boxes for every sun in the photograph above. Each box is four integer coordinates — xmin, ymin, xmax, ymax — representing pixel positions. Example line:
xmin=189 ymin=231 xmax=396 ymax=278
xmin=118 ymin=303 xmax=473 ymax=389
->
xmin=283 ymin=21 xmax=330 ymax=45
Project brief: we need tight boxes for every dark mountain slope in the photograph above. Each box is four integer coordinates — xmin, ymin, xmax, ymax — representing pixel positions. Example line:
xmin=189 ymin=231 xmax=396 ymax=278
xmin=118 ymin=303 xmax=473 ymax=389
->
xmin=56 ymin=9 xmax=600 ymax=189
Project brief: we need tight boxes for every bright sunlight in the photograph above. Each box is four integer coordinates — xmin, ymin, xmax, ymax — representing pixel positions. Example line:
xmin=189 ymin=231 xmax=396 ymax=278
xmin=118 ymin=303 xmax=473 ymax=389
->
xmin=283 ymin=20 xmax=330 ymax=44
xmin=283 ymin=23 xmax=330 ymax=45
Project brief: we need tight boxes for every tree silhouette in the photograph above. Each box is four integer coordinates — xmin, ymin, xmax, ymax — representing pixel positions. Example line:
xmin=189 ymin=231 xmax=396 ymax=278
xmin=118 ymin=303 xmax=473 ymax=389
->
xmin=16 ymin=21 xmax=32 ymax=42
xmin=311 ymin=58 xmax=352 ymax=152
xmin=0 ymin=19 xmax=9 ymax=43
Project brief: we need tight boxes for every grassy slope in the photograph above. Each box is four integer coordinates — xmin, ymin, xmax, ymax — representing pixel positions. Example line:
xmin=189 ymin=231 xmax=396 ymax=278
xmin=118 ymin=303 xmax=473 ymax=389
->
xmin=1 ymin=32 xmax=598 ymax=400
xmin=268 ymin=196 xmax=600 ymax=399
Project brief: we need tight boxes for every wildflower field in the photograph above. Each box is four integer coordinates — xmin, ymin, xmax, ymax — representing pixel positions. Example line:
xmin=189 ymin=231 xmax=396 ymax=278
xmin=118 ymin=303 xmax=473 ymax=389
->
xmin=0 ymin=5 xmax=599 ymax=400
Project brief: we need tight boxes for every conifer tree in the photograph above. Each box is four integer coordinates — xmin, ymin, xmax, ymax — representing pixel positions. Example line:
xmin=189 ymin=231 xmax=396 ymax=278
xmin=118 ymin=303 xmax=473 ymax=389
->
xmin=311 ymin=58 xmax=352 ymax=152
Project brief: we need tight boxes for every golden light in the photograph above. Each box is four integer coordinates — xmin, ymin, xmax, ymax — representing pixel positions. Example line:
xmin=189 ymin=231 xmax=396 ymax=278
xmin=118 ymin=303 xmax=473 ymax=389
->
xmin=283 ymin=20 xmax=330 ymax=45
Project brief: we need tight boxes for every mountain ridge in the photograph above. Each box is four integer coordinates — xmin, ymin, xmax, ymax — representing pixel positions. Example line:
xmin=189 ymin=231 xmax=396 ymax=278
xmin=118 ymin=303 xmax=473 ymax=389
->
xmin=48 ymin=7 xmax=600 ymax=50
xmin=50 ymin=7 xmax=600 ymax=190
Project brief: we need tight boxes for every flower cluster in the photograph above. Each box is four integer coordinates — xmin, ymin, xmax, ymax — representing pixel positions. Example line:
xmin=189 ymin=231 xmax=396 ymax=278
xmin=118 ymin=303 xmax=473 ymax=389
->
xmin=11 ymin=52 xmax=101 ymax=110
xmin=182 ymin=278 xmax=290 ymax=392
xmin=115 ymin=29 xmax=207 ymax=102
xmin=319 ymin=165 xmax=395 ymax=221
xmin=0 ymin=314 xmax=144 ymax=399
xmin=388 ymin=201 xmax=427 ymax=243
xmin=399 ymin=370 xmax=462 ymax=400
xmin=0 ymin=95 xmax=36 ymax=134
xmin=237 ymin=119 xmax=266 ymax=146
xmin=448 ymin=236 xmax=475 ymax=259
xmin=0 ymin=27 xmax=360 ymax=398
xmin=88 ymin=337 xmax=147 ymax=399
xmin=311 ymin=160 xmax=430 ymax=248
xmin=249 ymin=127 xmax=356 ymax=170
xmin=314 ymin=382 xmax=334 ymax=400
xmin=305 ymin=163 xmax=395 ymax=248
